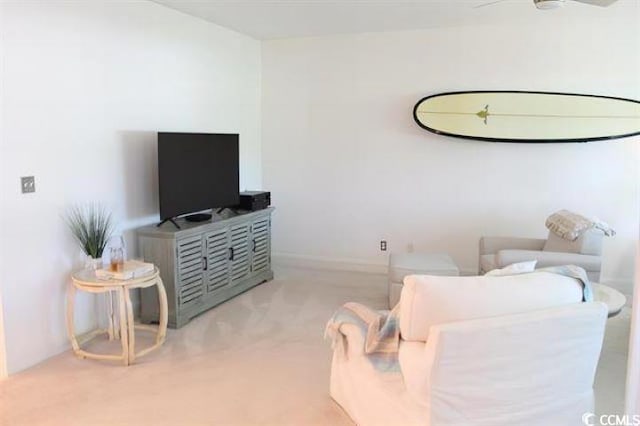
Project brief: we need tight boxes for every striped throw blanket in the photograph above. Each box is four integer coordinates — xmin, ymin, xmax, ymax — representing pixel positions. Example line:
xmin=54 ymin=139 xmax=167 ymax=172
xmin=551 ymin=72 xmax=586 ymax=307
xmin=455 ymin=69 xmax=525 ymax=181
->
xmin=546 ymin=209 xmax=615 ymax=241
xmin=324 ymin=302 xmax=401 ymax=372
xmin=324 ymin=265 xmax=593 ymax=372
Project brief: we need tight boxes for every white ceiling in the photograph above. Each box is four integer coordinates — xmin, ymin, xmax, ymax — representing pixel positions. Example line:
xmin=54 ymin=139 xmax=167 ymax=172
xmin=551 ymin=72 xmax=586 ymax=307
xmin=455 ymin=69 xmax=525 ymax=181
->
xmin=150 ymin=0 xmax=636 ymax=40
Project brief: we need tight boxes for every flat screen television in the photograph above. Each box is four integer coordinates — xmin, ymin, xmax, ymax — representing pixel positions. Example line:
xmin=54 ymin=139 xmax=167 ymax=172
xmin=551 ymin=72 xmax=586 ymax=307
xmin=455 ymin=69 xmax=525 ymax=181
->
xmin=158 ymin=132 xmax=239 ymax=222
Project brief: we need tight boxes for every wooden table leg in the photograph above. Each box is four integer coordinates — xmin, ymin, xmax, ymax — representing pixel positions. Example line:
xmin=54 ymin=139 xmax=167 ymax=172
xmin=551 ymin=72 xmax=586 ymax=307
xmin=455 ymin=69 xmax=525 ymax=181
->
xmin=66 ymin=282 xmax=81 ymax=355
xmin=112 ymin=291 xmax=120 ymax=340
xmin=124 ymin=287 xmax=136 ymax=364
xmin=118 ymin=287 xmax=129 ymax=366
xmin=107 ymin=292 xmax=115 ymax=341
xmin=156 ymin=276 xmax=168 ymax=345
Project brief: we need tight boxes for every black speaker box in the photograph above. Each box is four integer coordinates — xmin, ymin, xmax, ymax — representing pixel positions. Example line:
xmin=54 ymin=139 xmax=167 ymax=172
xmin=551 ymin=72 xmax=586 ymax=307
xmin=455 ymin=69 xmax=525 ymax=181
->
xmin=238 ymin=191 xmax=271 ymax=211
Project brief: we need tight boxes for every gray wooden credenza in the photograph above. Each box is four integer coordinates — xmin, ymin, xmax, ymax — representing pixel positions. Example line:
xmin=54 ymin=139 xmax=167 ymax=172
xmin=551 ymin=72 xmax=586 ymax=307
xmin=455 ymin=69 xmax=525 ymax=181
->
xmin=137 ymin=207 xmax=274 ymax=328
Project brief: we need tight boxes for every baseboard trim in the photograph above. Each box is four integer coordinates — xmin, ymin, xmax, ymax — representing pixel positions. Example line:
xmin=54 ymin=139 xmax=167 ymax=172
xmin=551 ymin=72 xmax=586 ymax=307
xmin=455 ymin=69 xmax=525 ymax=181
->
xmin=272 ymin=253 xmax=387 ymax=275
xmin=273 ymin=253 xmax=630 ymax=298
xmin=272 ymin=252 xmax=478 ymax=276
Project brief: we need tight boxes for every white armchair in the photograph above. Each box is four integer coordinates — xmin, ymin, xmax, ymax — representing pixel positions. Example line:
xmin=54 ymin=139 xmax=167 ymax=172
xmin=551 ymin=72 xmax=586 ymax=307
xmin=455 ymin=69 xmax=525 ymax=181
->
xmin=479 ymin=228 xmax=604 ymax=282
xmin=329 ymin=272 xmax=608 ymax=426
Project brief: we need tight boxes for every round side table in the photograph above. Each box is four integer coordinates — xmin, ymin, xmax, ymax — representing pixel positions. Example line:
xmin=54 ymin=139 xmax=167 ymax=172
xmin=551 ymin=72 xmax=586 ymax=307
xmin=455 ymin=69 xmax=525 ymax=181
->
xmin=592 ymin=282 xmax=626 ymax=318
xmin=66 ymin=267 xmax=168 ymax=366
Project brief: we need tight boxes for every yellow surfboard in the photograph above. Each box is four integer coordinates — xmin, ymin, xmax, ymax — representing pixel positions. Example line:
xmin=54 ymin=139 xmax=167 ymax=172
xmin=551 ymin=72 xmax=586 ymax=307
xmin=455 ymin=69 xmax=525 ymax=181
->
xmin=413 ymin=91 xmax=640 ymax=143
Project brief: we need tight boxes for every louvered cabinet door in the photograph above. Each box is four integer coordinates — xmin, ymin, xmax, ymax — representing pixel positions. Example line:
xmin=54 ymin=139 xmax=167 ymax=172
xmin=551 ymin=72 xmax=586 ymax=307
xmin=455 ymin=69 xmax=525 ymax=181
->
xmin=251 ymin=216 xmax=271 ymax=274
xmin=205 ymin=228 xmax=230 ymax=293
xmin=229 ymin=223 xmax=251 ymax=285
xmin=176 ymin=235 xmax=205 ymax=308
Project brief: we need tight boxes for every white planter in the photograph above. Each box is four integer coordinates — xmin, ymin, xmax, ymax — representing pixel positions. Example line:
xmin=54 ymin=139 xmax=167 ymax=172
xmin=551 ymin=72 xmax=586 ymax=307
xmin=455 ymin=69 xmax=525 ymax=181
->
xmin=85 ymin=256 xmax=103 ymax=271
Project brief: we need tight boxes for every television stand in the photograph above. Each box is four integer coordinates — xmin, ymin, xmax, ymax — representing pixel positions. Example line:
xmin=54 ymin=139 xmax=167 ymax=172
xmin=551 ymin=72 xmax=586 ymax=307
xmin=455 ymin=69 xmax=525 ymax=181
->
xmin=138 ymin=207 xmax=275 ymax=329
xmin=185 ymin=213 xmax=212 ymax=222
xmin=157 ymin=218 xmax=181 ymax=229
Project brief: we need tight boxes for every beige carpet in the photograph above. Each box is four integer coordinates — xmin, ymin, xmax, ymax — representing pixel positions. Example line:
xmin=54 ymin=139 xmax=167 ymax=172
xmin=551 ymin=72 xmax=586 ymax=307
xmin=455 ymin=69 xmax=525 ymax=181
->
xmin=0 ymin=266 xmax=629 ymax=425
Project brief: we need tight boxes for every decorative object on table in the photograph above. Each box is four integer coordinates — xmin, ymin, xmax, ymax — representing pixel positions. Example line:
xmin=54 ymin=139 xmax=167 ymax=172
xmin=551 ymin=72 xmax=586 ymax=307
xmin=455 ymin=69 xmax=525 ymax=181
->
xmin=110 ymin=246 xmax=124 ymax=272
xmin=66 ymin=265 xmax=167 ymax=366
xmin=413 ymin=91 xmax=640 ymax=143
xmin=96 ymin=260 xmax=155 ymax=281
xmin=64 ymin=204 xmax=114 ymax=269
xmin=107 ymin=235 xmax=126 ymax=272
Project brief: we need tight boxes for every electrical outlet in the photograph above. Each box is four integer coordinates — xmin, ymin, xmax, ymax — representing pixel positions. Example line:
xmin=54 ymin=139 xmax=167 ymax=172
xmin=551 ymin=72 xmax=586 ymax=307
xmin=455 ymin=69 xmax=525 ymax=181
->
xmin=21 ymin=176 xmax=35 ymax=193
xmin=380 ymin=240 xmax=387 ymax=251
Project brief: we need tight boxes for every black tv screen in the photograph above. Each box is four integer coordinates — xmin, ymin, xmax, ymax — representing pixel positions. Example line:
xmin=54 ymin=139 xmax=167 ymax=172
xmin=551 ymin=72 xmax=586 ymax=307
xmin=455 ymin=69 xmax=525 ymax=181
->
xmin=158 ymin=132 xmax=239 ymax=220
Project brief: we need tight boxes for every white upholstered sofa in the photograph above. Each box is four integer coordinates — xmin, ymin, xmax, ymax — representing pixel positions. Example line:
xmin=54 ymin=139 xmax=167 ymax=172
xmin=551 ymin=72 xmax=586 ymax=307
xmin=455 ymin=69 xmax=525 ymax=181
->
xmin=479 ymin=228 xmax=604 ymax=282
xmin=330 ymin=272 xmax=607 ymax=426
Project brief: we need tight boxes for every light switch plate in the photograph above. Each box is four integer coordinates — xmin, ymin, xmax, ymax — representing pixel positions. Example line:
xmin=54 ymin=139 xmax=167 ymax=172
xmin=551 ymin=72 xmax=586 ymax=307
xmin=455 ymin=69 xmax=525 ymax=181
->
xmin=21 ymin=176 xmax=35 ymax=193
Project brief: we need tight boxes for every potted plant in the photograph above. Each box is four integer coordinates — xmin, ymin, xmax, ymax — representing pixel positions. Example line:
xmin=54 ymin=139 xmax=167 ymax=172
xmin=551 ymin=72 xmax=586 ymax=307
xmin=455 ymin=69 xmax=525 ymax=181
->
xmin=65 ymin=204 xmax=114 ymax=270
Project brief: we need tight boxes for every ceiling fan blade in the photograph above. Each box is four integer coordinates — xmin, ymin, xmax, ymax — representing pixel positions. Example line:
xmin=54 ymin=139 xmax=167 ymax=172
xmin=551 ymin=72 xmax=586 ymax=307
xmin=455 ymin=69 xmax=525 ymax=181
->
xmin=474 ymin=0 xmax=510 ymax=8
xmin=571 ymin=0 xmax=619 ymax=6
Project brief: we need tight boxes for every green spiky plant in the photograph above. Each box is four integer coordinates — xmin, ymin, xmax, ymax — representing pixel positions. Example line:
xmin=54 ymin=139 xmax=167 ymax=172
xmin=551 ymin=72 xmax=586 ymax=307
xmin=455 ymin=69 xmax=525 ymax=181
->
xmin=65 ymin=204 xmax=114 ymax=259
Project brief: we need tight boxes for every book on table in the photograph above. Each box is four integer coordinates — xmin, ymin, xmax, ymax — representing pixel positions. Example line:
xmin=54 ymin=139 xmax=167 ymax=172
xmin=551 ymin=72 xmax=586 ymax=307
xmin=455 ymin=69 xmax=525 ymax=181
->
xmin=96 ymin=260 xmax=155 ymax=280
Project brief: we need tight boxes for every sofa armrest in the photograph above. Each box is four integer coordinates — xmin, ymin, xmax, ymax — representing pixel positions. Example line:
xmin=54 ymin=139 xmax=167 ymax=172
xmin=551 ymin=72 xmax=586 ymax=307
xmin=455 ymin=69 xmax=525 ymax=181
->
xmin=335 ymin=323 xmax=366 ymax=358
xmin=399 ymin=341 xmax=436 ymax=407
xmin=496 ymin=249 xmax=601 ymax=272
xmin=480 ymin=236 xmax=546 ymax=255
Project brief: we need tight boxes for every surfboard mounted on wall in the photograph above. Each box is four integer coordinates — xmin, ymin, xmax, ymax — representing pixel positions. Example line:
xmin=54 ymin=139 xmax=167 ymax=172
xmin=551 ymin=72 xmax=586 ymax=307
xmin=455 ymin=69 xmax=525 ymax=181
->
xmin=413 ymin=91 xmax=640 ymax=143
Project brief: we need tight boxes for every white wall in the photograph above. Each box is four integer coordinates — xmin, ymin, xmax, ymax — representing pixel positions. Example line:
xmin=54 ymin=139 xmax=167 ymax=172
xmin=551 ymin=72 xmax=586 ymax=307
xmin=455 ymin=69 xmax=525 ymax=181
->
xmin=262 ymin=14 xmax=640 ymax=289
xmin=0 ymin=1 xmax=261 ymax=374
xmin=0 ymin=0 xmax=7 ymax=380
xmin=625 ymin=243 xmax=639 ymax=414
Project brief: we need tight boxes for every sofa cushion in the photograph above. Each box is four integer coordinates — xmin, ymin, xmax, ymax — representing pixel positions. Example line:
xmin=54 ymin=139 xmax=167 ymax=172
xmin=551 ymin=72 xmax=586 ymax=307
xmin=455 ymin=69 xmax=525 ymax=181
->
xmin=543 ymin=229 xmax=603 ymax=256
xmin=479 ymin=254 xmax=497 ymax=273
xmin=485 ymin=260 xmax=537 ymax=276
xmin=493 ymin=250 xmax=601 ymax=276
xmin=399 ymin=272 xmax=583 ymax=342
